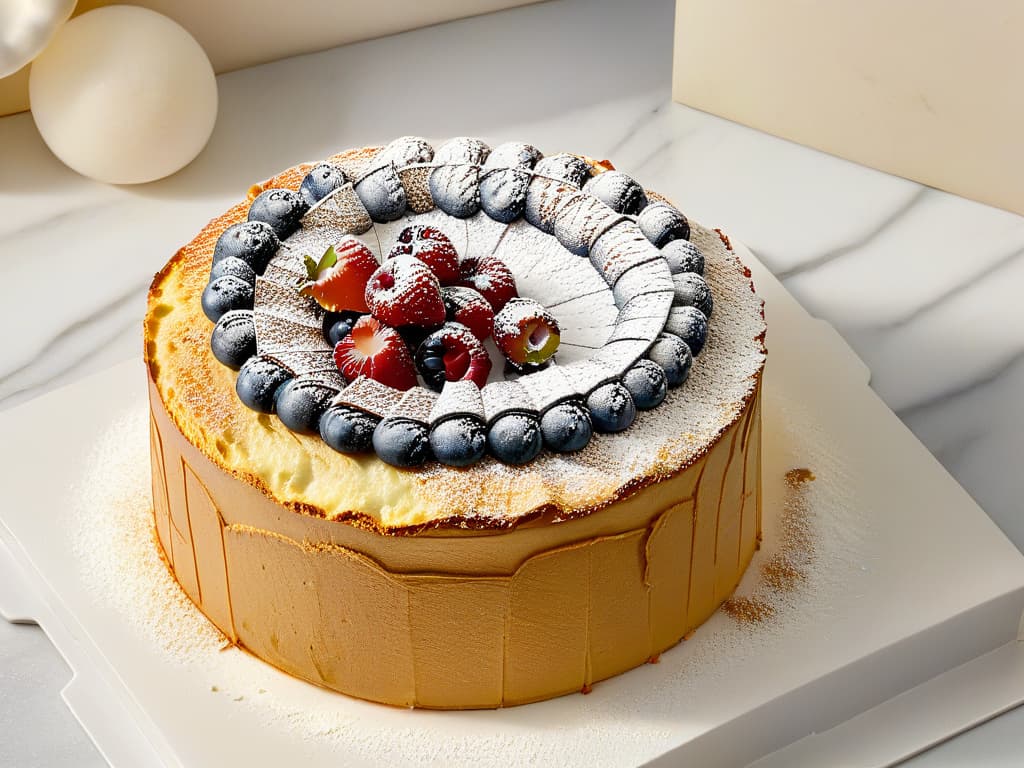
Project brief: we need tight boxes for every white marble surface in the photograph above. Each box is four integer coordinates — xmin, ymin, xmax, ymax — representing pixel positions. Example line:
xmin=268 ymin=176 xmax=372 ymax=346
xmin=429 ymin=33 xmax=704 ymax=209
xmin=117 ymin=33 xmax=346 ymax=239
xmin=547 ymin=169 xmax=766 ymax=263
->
xmin=1 ymin=0 xmax=1022 ymax=764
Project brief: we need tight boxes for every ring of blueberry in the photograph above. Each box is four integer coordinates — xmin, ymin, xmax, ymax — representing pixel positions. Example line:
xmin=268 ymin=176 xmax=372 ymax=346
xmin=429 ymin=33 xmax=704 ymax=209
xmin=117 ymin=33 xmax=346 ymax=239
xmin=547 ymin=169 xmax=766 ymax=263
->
xmin=204 ymin=137 xmax=712 ymax=468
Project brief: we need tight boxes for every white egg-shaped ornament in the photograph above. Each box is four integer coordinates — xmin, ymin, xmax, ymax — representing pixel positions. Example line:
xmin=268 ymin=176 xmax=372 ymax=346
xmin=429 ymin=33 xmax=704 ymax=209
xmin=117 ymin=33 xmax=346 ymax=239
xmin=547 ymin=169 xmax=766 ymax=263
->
xmin=0 ymin=0 xmax=76 ymax=78
xmin=29 ymin=6 xmax=218 ymax=184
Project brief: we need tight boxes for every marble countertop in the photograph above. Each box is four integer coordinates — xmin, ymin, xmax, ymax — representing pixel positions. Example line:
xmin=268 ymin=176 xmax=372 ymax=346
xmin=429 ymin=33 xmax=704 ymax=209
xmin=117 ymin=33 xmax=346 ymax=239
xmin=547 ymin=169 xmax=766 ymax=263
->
xmin=1 ymin=0 xmax=1022 ymax=764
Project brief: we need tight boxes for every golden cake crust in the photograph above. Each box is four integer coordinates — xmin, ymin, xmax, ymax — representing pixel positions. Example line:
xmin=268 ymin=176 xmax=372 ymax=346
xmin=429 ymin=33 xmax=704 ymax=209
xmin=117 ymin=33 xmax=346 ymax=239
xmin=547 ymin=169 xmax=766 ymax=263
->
xmin=145 ymin=147 xmax=765 ymax=534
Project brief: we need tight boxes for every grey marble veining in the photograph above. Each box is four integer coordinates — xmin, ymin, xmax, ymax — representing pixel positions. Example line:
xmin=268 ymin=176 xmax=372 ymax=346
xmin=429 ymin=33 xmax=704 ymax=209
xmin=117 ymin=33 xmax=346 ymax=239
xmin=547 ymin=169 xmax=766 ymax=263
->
xmin=1 ymin=0 xmax=1022 ymax=764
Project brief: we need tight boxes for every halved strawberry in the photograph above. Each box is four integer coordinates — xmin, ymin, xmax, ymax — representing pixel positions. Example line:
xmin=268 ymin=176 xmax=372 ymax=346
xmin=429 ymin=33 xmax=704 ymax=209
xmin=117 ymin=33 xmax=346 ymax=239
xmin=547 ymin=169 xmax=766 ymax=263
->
xmin=388 ymin=225 xmax=460 ymax=284
xmin=365 ymin=254 xmax=446 ymax=327
xmin=299 ymin=237 xmax=378 ymax=313
xmin=333 ymin=316 xmax=417 ymax=391
xmin=414 ymin=322 xmax=492 ymax=391
xmin=456 ymin=255 xmax=518 ymax=312
xmin=441 ymin=285 xmax=494 ymax=341
xmin=493 ymin=297 xmax=561 ymax=366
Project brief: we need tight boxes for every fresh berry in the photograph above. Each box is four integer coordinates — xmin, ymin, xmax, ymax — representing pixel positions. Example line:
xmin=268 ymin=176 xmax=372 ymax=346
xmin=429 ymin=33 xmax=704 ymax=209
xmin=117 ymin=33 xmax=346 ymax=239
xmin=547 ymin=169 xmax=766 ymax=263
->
xmin=487 ymin=413 xmax=543 ymax=465
xmin=210 ymin=256 xmax=255 ymax=285
xmin=587 ymin=382 xmax=636 ymax=433
xmin=299 ymin=162 xmax=347 ymax=207
xmin=235 ymin=356 xmax=291 ymax=413
xmin=441 ymin=286 xmax=494 ymax=341
xmin=647 ymin=333 xmax=693 ymax=388
xmin=429 ymin=416 xmax=488 ymax=467
xmin=622 ymin=360 xmax=668 ymax=410
xmin=354 ymin=164 xmax=407 ymax=222
xmin=365 ymin=254 xmax=445 ymax=327
xmin=456 ymin=255 xmax=518 ymax=312
xmin=202 ymin=275 xmax=254 ymax=322
xmin=373 ymin=417 xmax=431 ymax=467
xmin=247 ymin=188 xmax=309 ymax=239
xmin=493 ymin=297 xmax=560 ymax=366
xmin=322 ymin=310 xmax=363 ymax=346
xmin=584 ymin=171 xmax=648 ymax=215
xmin=274 ymin=378 xmax=338 ymax=434
xmin=333 ymin=316 xmax=417 ymax=391
xmin=319 ymin=406 xmax=379 ymax=454
xmin=212 ymin=221 xmax=279 ymax=274
xmin=299 ymin=238 xmax=378 ymax=313
xmin=210 ymin=309 xmax=257 ymax=370
xmin=672 ymin=272 xmax=714 ymax=317
xmin=414 ymin=323 xmax=492 ymax=392
xmin=533 ymin=153 xmax=591 ymax=188
xmin=665 ymin=306 xmax=708 ymax=356
xmin=662 ymin=240 xmax=704 ymax=276
xmin=638 ymin=202 xmax=689 ymax=248
xmin=387 ymin=225 xmax=460 ymax=284
xmin=540 ymin=401 xmax=592 ymax=453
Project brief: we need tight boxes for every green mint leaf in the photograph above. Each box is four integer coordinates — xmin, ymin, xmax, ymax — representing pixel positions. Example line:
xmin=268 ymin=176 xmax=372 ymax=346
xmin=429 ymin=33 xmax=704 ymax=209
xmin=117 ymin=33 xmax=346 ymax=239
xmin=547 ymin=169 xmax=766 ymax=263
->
xmin=316 ymin=245 xmax=338 ymax=274
xmin=303 ymin=254 xmax=318 ymax=281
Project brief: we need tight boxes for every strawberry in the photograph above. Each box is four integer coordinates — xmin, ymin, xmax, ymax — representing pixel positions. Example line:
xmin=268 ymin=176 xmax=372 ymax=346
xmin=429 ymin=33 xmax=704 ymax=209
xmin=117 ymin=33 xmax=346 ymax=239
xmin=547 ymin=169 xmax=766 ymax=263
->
xmin=298 ymin=237 xmax=378 ymax=313
xmin=388 ymin=225 xmax=460 ymax=284
xmin=365 ymin=254 xmax=446 ymax=327
xmin=414 ymin=322 xmax=493 ymax=391
xmin=456 ymin=255 xmax=518 ymax=313
xmin=493 ymin=297 xmax=561 ymax=366
xmin=333 ymin=316 xmax=417 ymax=391
xmin=441 ymin=285 xmax=494 ymax=341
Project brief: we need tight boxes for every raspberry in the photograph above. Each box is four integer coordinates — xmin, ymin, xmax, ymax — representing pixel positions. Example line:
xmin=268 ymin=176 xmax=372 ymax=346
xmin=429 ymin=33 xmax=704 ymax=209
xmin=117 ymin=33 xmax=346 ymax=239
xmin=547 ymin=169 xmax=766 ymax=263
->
xmin=456 ymin=255 xmax=518 ymax=312
xmin=387 ymin=225 xmax=460 ymax=284
xmin=414 ymin=322 xmax=492 ymax=391
xmin=333 ymin=316 xmax=417 ymax=391
xmin=441 ymin=285 xmax=494 ymax=341
xmin=365 ymin=254 xmax=446 ymax=328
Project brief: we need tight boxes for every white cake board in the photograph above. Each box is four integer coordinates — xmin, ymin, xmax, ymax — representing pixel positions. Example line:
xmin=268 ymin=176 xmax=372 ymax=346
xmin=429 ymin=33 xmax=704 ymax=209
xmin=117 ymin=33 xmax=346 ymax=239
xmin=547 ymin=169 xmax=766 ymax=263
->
xmin=1 ymin=244 xmax=1022 ymax=768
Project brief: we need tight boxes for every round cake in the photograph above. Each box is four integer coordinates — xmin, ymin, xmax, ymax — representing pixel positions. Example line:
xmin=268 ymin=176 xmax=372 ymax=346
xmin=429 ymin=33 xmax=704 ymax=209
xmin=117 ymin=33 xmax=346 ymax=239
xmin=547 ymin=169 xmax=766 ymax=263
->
xmin=144 ymin=137 xmax=766 ymax=708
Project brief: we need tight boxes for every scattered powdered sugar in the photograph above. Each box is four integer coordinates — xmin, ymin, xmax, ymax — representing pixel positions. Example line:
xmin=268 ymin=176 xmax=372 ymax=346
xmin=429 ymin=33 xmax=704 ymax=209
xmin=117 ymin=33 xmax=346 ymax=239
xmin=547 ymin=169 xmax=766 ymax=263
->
xmin=67 ymin=377 xmax=867 ymax=767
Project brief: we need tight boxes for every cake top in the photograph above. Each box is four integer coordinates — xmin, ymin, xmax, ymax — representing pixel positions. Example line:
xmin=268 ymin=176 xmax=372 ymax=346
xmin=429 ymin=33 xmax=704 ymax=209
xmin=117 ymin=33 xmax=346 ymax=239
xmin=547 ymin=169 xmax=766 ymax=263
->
xmin=145 ymin=138 xmax=766 ymax=531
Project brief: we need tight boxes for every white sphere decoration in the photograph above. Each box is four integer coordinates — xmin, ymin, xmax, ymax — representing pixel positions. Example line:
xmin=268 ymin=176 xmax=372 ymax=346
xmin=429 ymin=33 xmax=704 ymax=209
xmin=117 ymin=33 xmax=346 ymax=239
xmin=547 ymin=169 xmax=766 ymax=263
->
xmin=29 ymin=6 xmax=218 ymax=184
xmin=0 ymin=0 xmax=76 ymax=78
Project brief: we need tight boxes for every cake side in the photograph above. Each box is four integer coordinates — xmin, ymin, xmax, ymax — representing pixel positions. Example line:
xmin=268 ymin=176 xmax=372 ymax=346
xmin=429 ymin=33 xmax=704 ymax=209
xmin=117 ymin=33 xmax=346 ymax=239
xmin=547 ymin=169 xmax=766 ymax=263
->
xmin=144 ymin=147 xmax=765 ymax=532
xmin=148 ymin=371 xmax=761 ymax=707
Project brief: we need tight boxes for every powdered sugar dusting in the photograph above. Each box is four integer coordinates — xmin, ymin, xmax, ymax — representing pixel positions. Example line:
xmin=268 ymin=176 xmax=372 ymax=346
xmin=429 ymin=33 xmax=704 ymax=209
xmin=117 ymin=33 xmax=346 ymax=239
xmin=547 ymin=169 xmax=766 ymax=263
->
xmin=69 ymin=382 xmax=863 ymax=767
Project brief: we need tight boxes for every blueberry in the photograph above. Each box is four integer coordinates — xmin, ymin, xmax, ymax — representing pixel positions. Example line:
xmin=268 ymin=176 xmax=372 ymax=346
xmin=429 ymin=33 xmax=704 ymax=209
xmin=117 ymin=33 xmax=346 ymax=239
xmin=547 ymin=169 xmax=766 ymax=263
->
xmin=672 ymin=272 xmax=714 ymax=317
xmin=322 ymin=311 xmax=362 ymax=346
xmin=274 ymin=378 xmax=338 ymax=434
xmin=210 ymin=309 xmax=257 ymax=370
xmin=212 ymin=221 xmax=279 ymax=273
xmin=319 ymin=406 xmax=379 ymax=454
xmin=429 ymin=416 xmax=487 ymax=467
xmin=414 ymin=335 xmax=449 ymax=391
xmin=487 ymin=413 xmax=543 ymax=465
xmin=299 ymin=162 xmax=348 ymax=207
xmin=210 ymin=256 xmax=256 ymax=284
xmin=540 ymin=401 xmax=593 ymax=453
xmin=533 ymin=154 xmax=591 ymax=188
xmin=622 ymin=360 xmax=668 ymax=410
xmin=354 ymin=164 xmax=407 ymax=222
xmin=235 ymin=356 xmax=291 ymax=413
xmin=638 ymin=202 xmax=690 ymax=247
xmin=479 ymin=168 xmax=530 ymax=224
xmin=202 ymin=275 xmax=254 ymax=322
xmin=665 ymin=306 xmax=708 ymax=356
xmin=485 ymin=141 xmax=541 ymax=169
xmin=647 ymin=333 xmax=693 ymax=388
xmin=587 ymin=382 xmax=636 ymax=433
xmin=373 ymin=417 xmax=431 ymax=467
xmin=662 ymin=240 xmax=704 ymax=276
xmin=247 ymin=188 xmax=309 ymax=239
xmin=584 ymin=171 xmax=648 ymax=215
